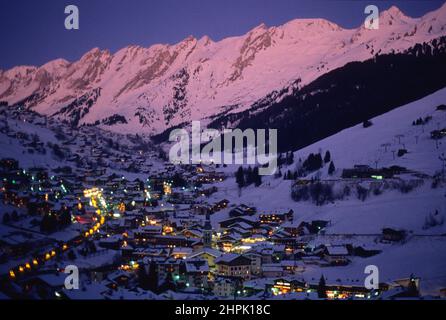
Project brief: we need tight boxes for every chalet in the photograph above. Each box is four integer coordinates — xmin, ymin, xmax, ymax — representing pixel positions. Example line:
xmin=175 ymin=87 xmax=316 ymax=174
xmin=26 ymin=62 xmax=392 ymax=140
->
xmin=169 ymin=189 xmax=195 ymax=204
xmin=99 ymin=235 xmax=123 ymax=250
xmin=270 ymin=234 xmax=304 ymax=248
xmin=243 ymin=251 xmax=262 ymax=275
xmin=187 ymin=248 xmax=222 ymax=268
xmin=226 ymin=226 xmax=251 ymax=238
xmin=324 ymin=245 xmax=350 ymax=266
xmin=24 ymin=273 xmax=68 ymax=299
xmin=147 ymin=235 xmax=196 ymax=248
xmin=270 ymin=278 xmax=307 ymax=295
xmin=182 ymin=228 xmax=203 ymax=239
xmin=184 ymin=258 xmax=210 ymax=289
xmin=382 ymin=228 xmax=406 ymax=242
xmin=262 ymin=264 xmax=284 ymax=278
xmin=215 ymin=254 xmax=251 ymax=280
xmin=342 ymin=165 xmax=405 ymax=179
xmin=229 ymin=204 xmax=256 ymax=217
xmin=430 ymin=128 xmax=446 ymax=139
xmin=218 ymin=233 xmax=243 ymax=252
xmin=134 ymin=225 xmax=163 ymax=240
xmin=241 ymin=234 xmax=267 ymax=245
xmin=157 ymin=258 xmax=181 ymax=282
xmin=301 ymin=255 xmax=328 ymax=266
xmin=288 ymin=220 xmax=330 ymax=236
xmin=196 ymin=186 xmax=218 ymax=197
xmin=195 ymin=171 xmax=226 ymax=184
xmin=192 ymin=203 xmax=213 ymax=215
xmin=0 ymin=158 xmax=19 ymax=171
xmin=90 ymin=264 xmax=118 ymax=283
xmin=213 ymin=277 xmax=236 ymax=297
xmin=280 ymin=260 xmax=305 ymax=274
xmin=133 ymin=248 xmax=170 ymax=260
xmin=106 ymin=270 xmax=132 ymax=289
xmin=212 ymin=199 xmax=229 ymax=212
xmin=171 ymin=247 xmax=193 ymax=259
xmin=259 ymin=209 xmax=293 ymax=225
xmin=281 ymin=221 xmax=302 ymax=237
xmin=219 ymin=216 xmax=257 ymax=230
xmin=308 ymin=279 xmax=380 ymax=300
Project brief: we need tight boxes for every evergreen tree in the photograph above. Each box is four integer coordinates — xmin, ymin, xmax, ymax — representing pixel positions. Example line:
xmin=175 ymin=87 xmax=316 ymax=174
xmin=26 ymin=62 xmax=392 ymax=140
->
xmin=293 ymin=171 xmax=298 ymax=180
xmin=67 ymin=250 xmax=76 ymax=260
xmin=40 ymin=213 xmax=57 ymax=233
xmin=138 ymin=264 xmax=150 ymax=290
xmin=235 ymin=166 xmax=245 ymax=189
xmin=2 ymin=212 xmax=10 ymax=224
xmin=317 ymin=275 xmax=328 ymax=299
xmin=324 ymin=150 xmax=331 ymax=163
xmin=286 ymin=152 xmax=294 ymax=165
xmin=159 ymin=272 xmax=176 ymax=292
xmin=303 ymin=153 xmax=323 ymax=172
xmin=406 ymin=274 xmax=419 ymax=297
xmin=60 ymin=208 xmax=72 ymax=226
xmin=328 ymin=161 xmax=336 ymax=175
xmin=147 ymin=260 xmax=158 ymax=292
xmin=363 ymin=120 xmax=373 ymax=128
xmin=245 ymin=166 xmax=253 ymax=185
xmin=253 ymin=167 xmax=262 ymax=187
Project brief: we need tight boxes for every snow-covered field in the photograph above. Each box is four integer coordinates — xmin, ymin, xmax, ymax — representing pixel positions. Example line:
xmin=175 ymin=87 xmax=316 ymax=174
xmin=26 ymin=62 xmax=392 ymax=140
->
xmin=202 ymin=88 xmax=446 ymax=295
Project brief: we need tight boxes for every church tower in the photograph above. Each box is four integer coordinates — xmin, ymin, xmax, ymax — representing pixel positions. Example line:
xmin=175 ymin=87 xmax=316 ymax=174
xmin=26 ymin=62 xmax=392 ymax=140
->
xmin=203 ymin=211 xmax=212 ymax=248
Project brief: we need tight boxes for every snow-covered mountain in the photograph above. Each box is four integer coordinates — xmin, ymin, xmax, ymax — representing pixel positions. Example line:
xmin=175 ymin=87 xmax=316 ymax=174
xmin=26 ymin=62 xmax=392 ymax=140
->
xmin=1 ymin=4 xmax=446 ymax=134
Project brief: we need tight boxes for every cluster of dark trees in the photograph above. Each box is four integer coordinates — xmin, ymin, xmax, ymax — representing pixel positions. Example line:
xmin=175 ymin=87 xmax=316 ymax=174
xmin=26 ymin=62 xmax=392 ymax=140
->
xmin=40 ymin=209 xmax=71 ymax=233
xmin=281 ymin=150 xmax=336 ymax=180
xmin=209 ymin=36 xmax=446 ymax=153
xmin=303 ymin=153 xmax=324 ymax=172
xmin=2 ymin=210 xmax=19 ymax=224
xmin=277 ymin=152 xmax=294 ymax=167
xmin=283 ymin=170 xmax=299 ymax=180
xmin=397 ymin=149 xmax=408 ymax=157
xmin=235 ymin=166 xmax=262 ymax=188
xmin=138 ymin=260 xmax=176 ymax=293
xmin=298 ymin=151 xmax=336 ymax=176
xmin=101 ymin=114 xmax=128 ymax=126
xmin=53 ymin=88 xmax=101 ymax=127
xmin=291 ymin=182 xmax=334 ymax=206
xmin=423 ymin=210 xmax=444 ymax=230
xmin=46 ymin=142 xmax=65 ymax=159
xmin=363 ymin=120 xmax=373 ymax=128
xmin=412 ymin=116 xmax=432 ymax=126
xmin=171 ymin=172 xmax=188 ymax=188
xmin=79 ymin=240 xmax=97 ymax=257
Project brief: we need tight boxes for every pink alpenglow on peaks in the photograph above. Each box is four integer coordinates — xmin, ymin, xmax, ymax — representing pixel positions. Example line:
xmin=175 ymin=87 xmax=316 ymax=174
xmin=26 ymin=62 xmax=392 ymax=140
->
xmin=1 ymin=4 xmax=446 ymax=135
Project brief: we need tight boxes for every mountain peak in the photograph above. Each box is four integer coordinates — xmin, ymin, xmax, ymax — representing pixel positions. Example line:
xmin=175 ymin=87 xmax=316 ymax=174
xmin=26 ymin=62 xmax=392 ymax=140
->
xmin=380 ymin=5 xmax=409 ymax=25
xmin=250 ymin=23 xmax=268 ymax=34
xmin=198 ymin=35 xmax=213 ymax=46
xmin=282 ymin=18 xmax=342 ymax=33
xmin=386 ymin=5 xmax=405 ymax=17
